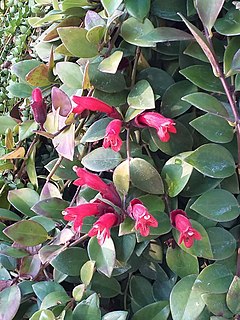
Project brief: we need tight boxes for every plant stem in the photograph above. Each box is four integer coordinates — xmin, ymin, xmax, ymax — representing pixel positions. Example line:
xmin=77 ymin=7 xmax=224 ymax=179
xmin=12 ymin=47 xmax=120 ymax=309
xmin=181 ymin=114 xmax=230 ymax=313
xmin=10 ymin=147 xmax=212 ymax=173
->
xmin=237 ymin=247 xmax=240 ymax=277
xmin=131 ymin=46 xmax=141 ymax=88
xmin=46 ymin=155 xmax=64 ymax=182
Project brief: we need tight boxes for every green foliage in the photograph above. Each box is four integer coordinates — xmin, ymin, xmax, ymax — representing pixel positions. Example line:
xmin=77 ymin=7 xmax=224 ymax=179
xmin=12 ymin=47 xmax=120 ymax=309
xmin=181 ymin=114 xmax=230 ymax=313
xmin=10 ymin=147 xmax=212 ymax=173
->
xmin=0 ymin=0 xmax=240 ymax=319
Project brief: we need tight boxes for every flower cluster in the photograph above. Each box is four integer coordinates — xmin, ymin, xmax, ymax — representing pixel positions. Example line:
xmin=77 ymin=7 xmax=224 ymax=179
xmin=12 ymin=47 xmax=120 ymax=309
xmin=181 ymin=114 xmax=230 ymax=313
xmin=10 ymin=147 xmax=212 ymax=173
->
xmin=170 ymin=209 xmax=202 ymax=248
xmin=63 ymin=167 xmax=159 ymax=245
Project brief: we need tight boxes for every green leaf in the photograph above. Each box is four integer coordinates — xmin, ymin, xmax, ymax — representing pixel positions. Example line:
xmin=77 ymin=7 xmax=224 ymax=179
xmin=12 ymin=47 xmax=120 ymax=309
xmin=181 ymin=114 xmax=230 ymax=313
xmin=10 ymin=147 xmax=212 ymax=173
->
xmin=11 ymin=60 xmax=42 ymax=82
xmin=127 ymin=80 xmax=155 ymax=110
xmin=195 ymin=0 xmax=225 ymax=34
xmin=19 ymin=120 xmax=39 ymax=141
xmin=194 ymin=263 xmax=233 ymax=294
xmin=173 ymin=220 xmax=213 ymax=259
xmin=86 ymin=26 xmax=105 ymax=46
xmin=150 ymin=121 xmax=193 ymax=156
xmin=132 ymin=301 xmax=170 ymax=320
xmin=81 ymin=118 xmax=112 ymax=143
xmin=0 ymin=286 xmax=21 ymax=320
xmin=125 ymin=0 xmax=150 ymax=22
xmin=98 ymin=51 xmax=123 ymax=74
xmin=58 ymin=27 xmax=98 ymax=58
xmin=31 ymin=198 xmax=69 ymax=219
xmin=162 ymin=152 xmax=193 ymax=197
xmin=113 ymin=160 xmax=130 ymax=195
xmin=215 ymin=8 xmax=240 ymax=36
xmin=93 ymin=89 xmax=128 ymax=107
xmin=87 ymin=236 xmax=116 ymax=277
xmin=91 ymin=272 xmax=121 ymax=298
xmin=130 ymin=275 xmax=155 ymax=308
xmin=166 ymin=247 xmax=199 ymax=278
xmin=82 ymin=147 xmax=122 ymax=172
xmin=190 ymin=114 xmax=234 ymax=143
xmin=7 ymin=83 xmax=33 ymax=98
xmin=130 ymin=158 xmax=164 ymax=194
xmin=25 ymin=64 xmax=52 ymax=87
xmin=72 ymin=284 xmax=85 ymax=302
xmin=56 ymin=62 xmax=83 ymax=88
xmin=201 ymin=293 xmax=233 ymax=318
xmin=45 ymin=158 xmax=79 ymax=180
xmin=112 ymin=232 xmax=136 ymax=263
xmin=180 ymin=63 xmax=224 ymax=91
xmin=140 ymin=27 xmax=193 ymax=42
xmin=51 ymin=247 xmax=88 ymax=276
xmin=184 ymin=144 xmax=236 ymax=179
xmin=40 ymin=291 xmax=70 ymax=309
xmin=30 ymin=216 xmax=56 ymax=233
xmin=182 ymin=92 xmax=229 ymax=117
xmin=3 ymin=220 xmax=48 ymax=246
xmin=8 ymin=188 xmax=39 ymax=217
xmin=161 ymin=80 xmax=197 ymax=118
xmin=190 ymin=189 xmax=239 ymax=222
xmin=170 ymin=275 xmax=205 ymax=320
xmin=0 ymin=209 xmax=20 ymax=221
xmin=207 ymin=227 xmax=236 ymax=260
xmin=89 ymin=62 xmax=126 ymax=93
xmin=121 ymin=17 xmax=155 ymax=47
xmin=226 ymin=276 xmax=240 ymax=314
xmin=32 ymin=281 xmax=66 ymax=301
xmin=152 ymin=0 xmax=187 ymax=21
xmin=102 ymin=311 xmax=128 ymax=320
xmin=72 ymin=293 xmax=101 ymax=320
xmin=30 ymin=310 xmax=55 ymax=320
xmin=80 ymin=260 xmax=95 ymax=286
xmin=0 ymin=116 xmax=17 ymax=135
xmin=101 ymin=0 xmax=123 ymax=16
xmin=137 ymin=67 xmax=174 ymax=96
xmin=223 ymin=37 xmax=240 ymax=76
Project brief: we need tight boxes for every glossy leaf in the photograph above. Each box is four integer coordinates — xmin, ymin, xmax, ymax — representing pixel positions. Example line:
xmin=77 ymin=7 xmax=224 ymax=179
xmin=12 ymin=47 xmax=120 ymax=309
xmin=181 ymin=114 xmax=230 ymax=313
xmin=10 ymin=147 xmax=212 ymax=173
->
xmin=190 ymin=114 xmax=233 ymax=143
xmin=170 ymin=275 xmax=205 ymax=320
xmin=128 ymin=80 xmax=155 ymax=110
xmin=51 ymin=247 xmax=88 ymax=276
xmin=3 ymin=220 xmax=48 ymax=246
xmin=132 ymin=301 xmax=170 ymax=320
xmin=87 ymin=236 xmax=116 ymax=277
xmin=40 ymin=291 xmax=70 ymax=309
xmin=152 ymin=0 xmax=187 ymax=21
xmin=0 ymin=286 xmax=21 ymax=320
xmin=81 ymin=118 xmax=112 ymax=143
xmin=58 ymin=27 xmax=98 ymax=58
xmin=8 ymin=188 xmax=39 ymax=217
xmin=0 ymin=209 xmax=20 ymax=222
xmin=166 ymin=247 xmax=199 ymax=278
xmin=201 ymin=293 xmax=233 ymax=318
xmin=31 ymin=198 xmax=69 ymax=219
xmin=161 ymin=80 xmax=197 ymax=118
xmin=130 ymin=158 xmax=164 ymax=194
xmin=182 ymin=92 xmax=229 ymax=117
xmin=98 ymin=51 xmax=123 ymax=74
xmin=226 ymin=276 xmax=240 ymax=314
xmin=207 ymin=227 xmax=236 ymax=260
xmin=125 ymin=0 xmax=150 ymax=21
xmin=32 ymin=281 xmax=66 ymax=301
xmin=0 ymin=116 xmax=17 ymax=135
xmin=82 ymin=147 xmax=122 ymax=172
xmin=162 ymin=152 xmax=193 ymax=197
xmin=102 ymin=311 xmax=128 ymax=320
xmin=184 ymin=144 xmax=236 ymax=179
xmin=223 ymin=37 xmax=240 ymax=76
xmin=195 ymin=0 xmax=225 ymax=34
xmin=190 ymin=189 xmax=240 ymax=222
xmin=150 ymin=121 xmax=193 ymax=156
xmin=121 ymin=17 xmax=155 ymax=47
xmin=101 ymin=0 xmax=122 ymax=16
xmin=180 ymin=65 xmax=224 ymax=93
xmin=130 ymin=275 xmax=155 ymax=308
xmin=80 ymin=260 xmax=95 ymax=286
xmin=73 ymin=293 xmax=101 ymax=320
xmin=215 ymin=8 xmax=240 ymax=36
xmin=140 ymin=27 xmax=193 ymax=43
xmin=91 ymin=272 xmax=121 ymax=298
xmin=194 ymin=263 xmax=233 ymax=294
xmin=30 ymin=310 xmax=55 ymax=320
xmin=113 ymin=160 xmax=130 ymax=195
xmin=56 ymin=62 xmax=83 ymax=88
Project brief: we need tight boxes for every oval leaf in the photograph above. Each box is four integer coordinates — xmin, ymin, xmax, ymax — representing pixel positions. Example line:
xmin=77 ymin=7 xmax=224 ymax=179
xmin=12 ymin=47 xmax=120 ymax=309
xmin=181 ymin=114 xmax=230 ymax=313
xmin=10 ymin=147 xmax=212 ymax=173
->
xmin=8 ymin=188 xmax=39 ymax=217
xmin=0 ymin=286 xmax=21 ymax=320
xmin=127 ymin=80 xmax=155 ymax=110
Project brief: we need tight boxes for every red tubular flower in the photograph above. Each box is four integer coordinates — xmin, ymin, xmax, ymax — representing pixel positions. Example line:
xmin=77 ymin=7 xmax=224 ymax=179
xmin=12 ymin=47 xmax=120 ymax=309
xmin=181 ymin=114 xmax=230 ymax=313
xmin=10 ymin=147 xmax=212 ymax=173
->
xmin=170 ymin=209 xmax=202 ymax=248
xmin=31 ymin=88 xmax=47 ymax=129
xmin=103 ymin=119 xmax=123 ymax=152
xmin=135 ymin=111 xmax=176 ymax=142
xmin=63 ymin=203 xmax=102 ymax=231
xmin=88 ymin=213 xmax=118 ymax=245
xmin=73 ymin=167 xmax=121 ymax=206
xmin=72 ymin=96 xmax=121 ymax=119
xmin=127 ymin=199 xmax=158 ymax=237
